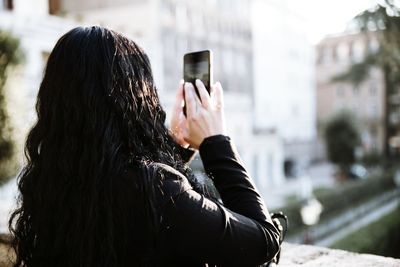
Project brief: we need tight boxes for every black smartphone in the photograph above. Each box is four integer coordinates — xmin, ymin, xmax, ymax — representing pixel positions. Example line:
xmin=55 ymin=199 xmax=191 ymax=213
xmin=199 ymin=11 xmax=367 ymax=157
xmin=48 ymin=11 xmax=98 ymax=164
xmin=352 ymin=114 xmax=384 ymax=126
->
xmin=183 ymin=50 xmax=213 ymax=116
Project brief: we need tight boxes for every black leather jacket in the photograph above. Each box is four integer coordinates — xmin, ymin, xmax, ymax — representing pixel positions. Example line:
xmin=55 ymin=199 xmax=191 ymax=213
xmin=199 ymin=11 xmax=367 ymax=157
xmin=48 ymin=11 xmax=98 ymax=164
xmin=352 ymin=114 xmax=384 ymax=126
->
xmin=150 ymin=134 xmax=281 ymax=266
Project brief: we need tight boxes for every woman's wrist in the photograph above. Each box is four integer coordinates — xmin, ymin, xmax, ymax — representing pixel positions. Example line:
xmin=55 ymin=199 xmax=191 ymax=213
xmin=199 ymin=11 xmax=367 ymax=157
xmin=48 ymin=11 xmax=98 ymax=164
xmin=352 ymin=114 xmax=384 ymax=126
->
xmin=199 ymin=134 xmax=230 ymax=151
xmin=178 ymin=144 xmax=197 ymax=162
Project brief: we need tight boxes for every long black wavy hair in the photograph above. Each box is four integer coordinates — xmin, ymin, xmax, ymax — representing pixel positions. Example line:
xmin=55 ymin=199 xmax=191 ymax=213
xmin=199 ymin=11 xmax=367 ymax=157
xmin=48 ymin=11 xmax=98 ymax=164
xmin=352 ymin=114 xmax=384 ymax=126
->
xmin=9 ymin=26 xmax=206 ymax=266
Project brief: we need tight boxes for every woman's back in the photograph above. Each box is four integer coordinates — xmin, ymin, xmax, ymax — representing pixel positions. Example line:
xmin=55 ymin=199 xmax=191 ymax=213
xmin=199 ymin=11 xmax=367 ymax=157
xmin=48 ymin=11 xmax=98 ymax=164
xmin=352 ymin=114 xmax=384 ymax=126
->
xmin=8 ymin=26 xmax=198 ymax=266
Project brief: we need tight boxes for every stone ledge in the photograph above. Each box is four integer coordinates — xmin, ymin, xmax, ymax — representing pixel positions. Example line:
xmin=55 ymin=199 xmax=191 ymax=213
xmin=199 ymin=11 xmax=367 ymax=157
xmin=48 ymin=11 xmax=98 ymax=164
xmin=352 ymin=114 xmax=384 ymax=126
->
xmin=0 ymin=244 xmax=12 ymax=267
xmin=1 ymin=239 xmax=400 ymax=266
xmin=280 ymin=242 xmax=400 ymax=267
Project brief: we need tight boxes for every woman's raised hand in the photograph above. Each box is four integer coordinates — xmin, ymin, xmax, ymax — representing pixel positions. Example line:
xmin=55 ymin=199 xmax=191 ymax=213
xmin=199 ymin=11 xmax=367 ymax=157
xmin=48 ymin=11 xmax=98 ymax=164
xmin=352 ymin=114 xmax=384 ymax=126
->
xmin=170 ymin=80 xmax=190 ymax=148
xmin=182 ymin=79 xmax=227 ymax=149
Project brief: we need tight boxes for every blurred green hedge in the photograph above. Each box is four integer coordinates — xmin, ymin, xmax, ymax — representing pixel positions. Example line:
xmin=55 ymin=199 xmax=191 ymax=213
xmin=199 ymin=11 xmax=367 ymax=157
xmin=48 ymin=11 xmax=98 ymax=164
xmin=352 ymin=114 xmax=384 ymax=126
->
xmin=0 ymin=29 xmax=23 ymax=185
xmin=272 ymin=172 xmax=397 ymax=237
xmin=331 ymin=206 xmax=400 ymax=258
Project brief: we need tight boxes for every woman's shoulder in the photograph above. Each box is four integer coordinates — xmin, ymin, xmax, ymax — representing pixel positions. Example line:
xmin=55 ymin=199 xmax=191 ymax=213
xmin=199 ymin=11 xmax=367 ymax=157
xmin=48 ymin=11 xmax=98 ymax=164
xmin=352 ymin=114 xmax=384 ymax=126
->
xmin=124 ymin=162 xmax=193 ymax=208
xmin=149 ymin=163 xmax=195 ymax=213
xmin=149 ymin=162 xmax=193 ymax=198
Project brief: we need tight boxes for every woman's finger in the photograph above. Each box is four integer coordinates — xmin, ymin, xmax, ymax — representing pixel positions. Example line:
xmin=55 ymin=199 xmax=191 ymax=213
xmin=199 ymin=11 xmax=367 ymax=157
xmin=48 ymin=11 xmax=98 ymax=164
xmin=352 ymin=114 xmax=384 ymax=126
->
xmin=195 ymin=79 xmax=211 ymax=109
xmin=212 ymin=82 xmax=224 ymax=110
xmin=184 ymin=82 xmax=197 ymax=118
xmin=193 ymin=83 xmax=202 ymax=109
xmin=173 ymin=80 xmax=185 ymax=112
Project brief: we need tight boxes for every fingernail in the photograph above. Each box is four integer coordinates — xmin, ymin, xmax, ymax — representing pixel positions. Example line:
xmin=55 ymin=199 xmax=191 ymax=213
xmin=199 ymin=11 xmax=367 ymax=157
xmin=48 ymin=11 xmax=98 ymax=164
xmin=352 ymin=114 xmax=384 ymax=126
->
xmin=179 ymin=79 xmax=184 ymax=85
xmin=195 ymin=79 xmax=201 ymax=85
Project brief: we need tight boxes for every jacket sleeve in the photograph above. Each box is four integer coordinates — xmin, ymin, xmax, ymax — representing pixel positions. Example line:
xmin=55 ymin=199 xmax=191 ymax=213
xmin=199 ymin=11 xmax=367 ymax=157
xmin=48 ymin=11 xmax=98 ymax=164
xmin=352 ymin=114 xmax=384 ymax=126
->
xmin=176 ymin=144 xmax=197 ymax=163
xmin=154 ymin=135 xmax=281 ymax=266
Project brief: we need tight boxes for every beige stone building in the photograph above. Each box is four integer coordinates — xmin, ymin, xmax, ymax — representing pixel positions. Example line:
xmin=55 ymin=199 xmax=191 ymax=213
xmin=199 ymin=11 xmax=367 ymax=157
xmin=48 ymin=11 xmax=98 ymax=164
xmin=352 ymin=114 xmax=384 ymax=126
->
xmin=316 ymin=31 xmax=385 ymax=154
xmin=48 ymin=0 xmax=253 ymax=96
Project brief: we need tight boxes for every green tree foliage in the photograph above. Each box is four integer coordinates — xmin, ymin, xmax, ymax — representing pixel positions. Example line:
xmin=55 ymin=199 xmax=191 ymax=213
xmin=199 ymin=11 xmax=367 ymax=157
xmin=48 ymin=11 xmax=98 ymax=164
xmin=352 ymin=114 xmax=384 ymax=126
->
xmin=272 ymin=172 xmax=395 ymax=238
xmin=348 ymin=1 xmax=400 ymax=77
xmin=331 ymin=54 xmax=377 ymax=86
xmin=324 ymin=111 xmax=361 ymax=172
xmin=332 ymin=1 xmax=400 ymax=157
xmin=333 ymin=1 xmax=400 ymax=85
xmin=0 ymin=30 xmax=23 ymax=185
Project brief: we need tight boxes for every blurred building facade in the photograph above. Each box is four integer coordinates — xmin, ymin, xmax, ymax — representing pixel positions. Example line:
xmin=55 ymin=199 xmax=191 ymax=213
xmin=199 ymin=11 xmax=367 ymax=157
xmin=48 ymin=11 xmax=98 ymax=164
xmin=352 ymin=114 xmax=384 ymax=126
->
xmin=50 ymin=0 xmax=287 ymax=191
xmin=251 ymin=0 xmax=316 ymax=172
xmin=316 ymin=31 xmax=385 ymax=155
xmin=0 ymin=0 xmax=77 ymax=163
xmin=1 ymin=0 xmax=291 ymax=198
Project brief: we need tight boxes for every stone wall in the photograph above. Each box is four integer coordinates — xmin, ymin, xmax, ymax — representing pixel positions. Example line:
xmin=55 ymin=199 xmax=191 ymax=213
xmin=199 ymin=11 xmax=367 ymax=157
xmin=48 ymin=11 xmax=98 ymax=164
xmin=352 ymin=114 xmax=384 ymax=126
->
xmin=1 ymin=240 xmax=400 ymax=266
xmin=0 ymin=235 xmax=12 ymax=267
xmin=280 ymin=243 xmax=400 ymax=267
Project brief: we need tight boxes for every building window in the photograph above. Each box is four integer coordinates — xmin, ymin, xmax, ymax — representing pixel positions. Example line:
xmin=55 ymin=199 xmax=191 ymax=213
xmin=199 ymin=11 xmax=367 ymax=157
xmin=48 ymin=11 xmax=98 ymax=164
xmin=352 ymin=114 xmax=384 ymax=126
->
xmin=352 ymin=103 xmax=359 ymax=114
xmin=371 ymin=126 xmax=377 ymax=136
xmin=175 ymin=4 xmax=187 ymax=31
xmin=368 ymin=37 xmax=379 ymax=53
xmin=322 ymin=46 xmax=332 ymax=64
xmin=369 ymin=84 xmax=378 ymax=96
xmin=291 ymin=104 xmax=299 ymax=117
xmin=236 ymin=52 xmax=247 ymax=76
xmin=350 ymin=40 xmax=365 ymax=63
xmin=162 ymin=0 xmax=174 ymax=17
xmin=223 ymin=48 xmax=234 ymax=74
xmin=336 ymin=86 xmax=345 ymax=97
xmin=317 ymin=48 xmax=324 ymax=64
xmin=3 ymin=0 xmax=13 ymax=10
xmin=353 ymin=86 xmax=360 ymax=95
xmin=318 ymin=46 xmax=335 ymax=65
xmin=370 ymin=104 xmax=378 ymax=117
xmin=331 ymin=45 xmax=337 ymax=62
xmin=48 ymin=0 xmax=61 ymax=15
xmin=336 ymin=42 xmax=349 ymax=62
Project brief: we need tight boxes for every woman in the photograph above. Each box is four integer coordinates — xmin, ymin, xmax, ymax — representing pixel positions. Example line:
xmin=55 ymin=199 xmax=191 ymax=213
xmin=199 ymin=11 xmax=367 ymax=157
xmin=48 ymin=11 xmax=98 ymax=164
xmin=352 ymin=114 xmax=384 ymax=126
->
xmin=9 ymin=26 xmax=280 ymax=266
